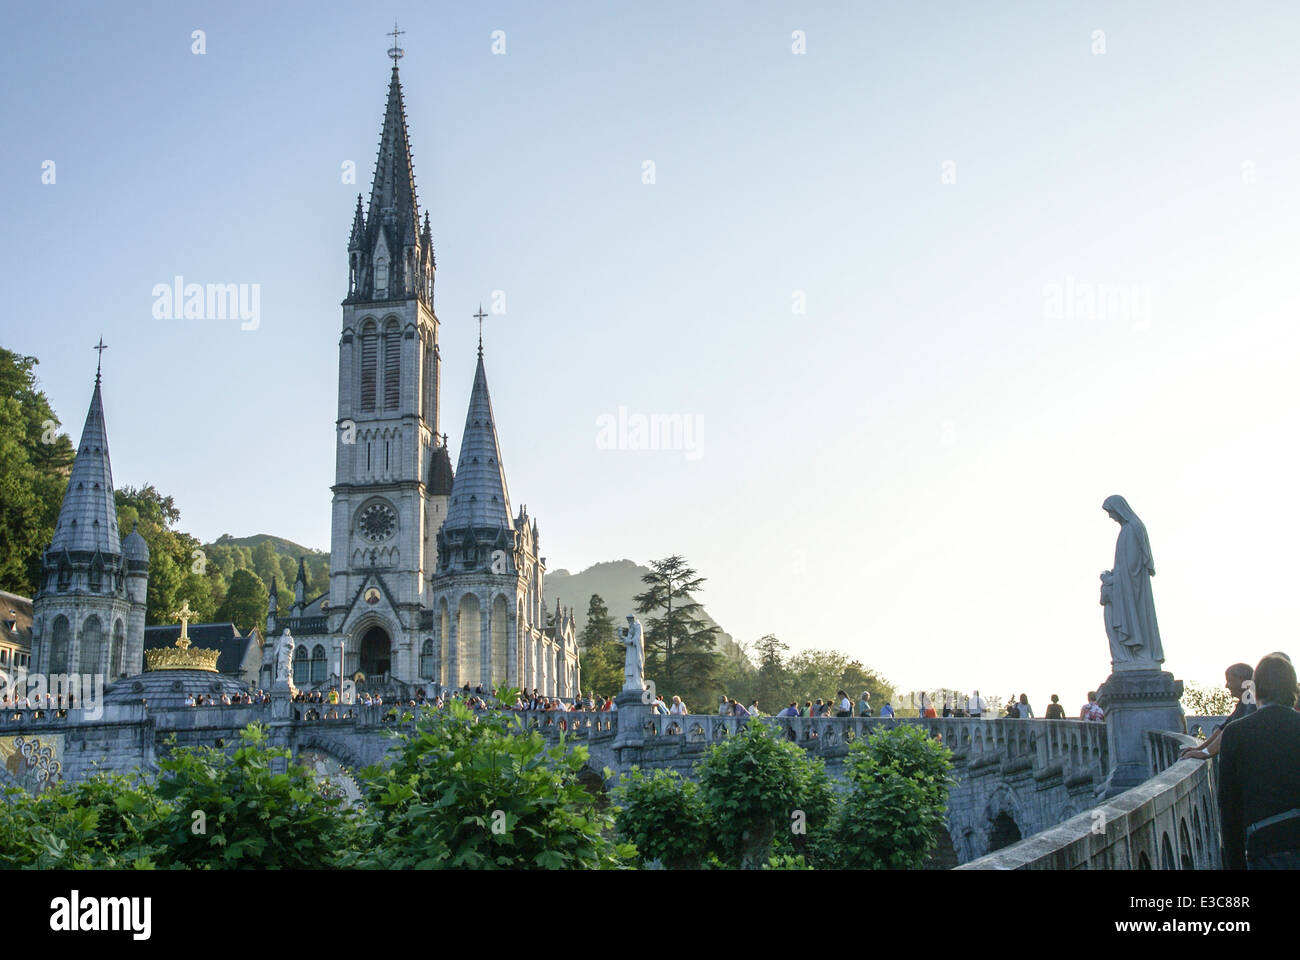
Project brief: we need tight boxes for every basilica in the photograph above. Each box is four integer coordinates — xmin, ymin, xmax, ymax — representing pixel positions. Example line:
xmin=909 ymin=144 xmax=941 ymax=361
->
xmin=28 ymin=53 xmax=581 ymax=700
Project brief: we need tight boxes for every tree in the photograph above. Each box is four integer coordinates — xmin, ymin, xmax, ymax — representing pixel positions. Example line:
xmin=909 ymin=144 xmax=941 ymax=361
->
xmin=217 ymin=569 xmax=268 ymax=633
xmin=833 ymin=725 xmax=954 ymax=869
xmin=613 ymin=768 xmax=712 ymax=869
xmin=1182 ymin=682 xmax=1235 ymax=717
xmin=116 ymin=485 xmax=209 ymax=626
xmin=635 ymin=555 xmax=721 ymax=710
xmin=0 ymin=348 xmax=74 ymax=594
xmin=342 ymin=692 xmax=634 ymax=869
xmin=696 ymin=721 xmax=833 ymax=869
xmin=578 ymin=594 xmax=623 ymax=696
xmin=754 ymin=634 xmax=790 ymax=713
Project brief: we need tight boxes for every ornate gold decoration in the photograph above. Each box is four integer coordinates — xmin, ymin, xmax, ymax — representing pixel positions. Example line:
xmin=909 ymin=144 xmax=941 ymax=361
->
xmin=144 ymin=600 xmax=220 ymax=672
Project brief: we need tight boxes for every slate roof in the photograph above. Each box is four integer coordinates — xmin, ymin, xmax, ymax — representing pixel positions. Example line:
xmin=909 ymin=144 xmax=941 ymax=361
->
xmin=142 ymin=623 xmax=258 ymax=676
xmin=0 ymin=590 xmax=33 ymax=651
xmin=48 ymin=380 xmax=121 ymax=556
xmin=104 ymin=668 xmax=251 ymax=708
xmin=429 ymin=443 xmax=454 ymax=496
xmin=444 ymin=353 xmax=513 ymax=532
xmin=365 ymin=66 xmax=421 ymax=260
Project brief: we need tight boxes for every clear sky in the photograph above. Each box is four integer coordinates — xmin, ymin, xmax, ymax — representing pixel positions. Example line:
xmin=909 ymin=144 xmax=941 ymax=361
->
xmin=3 ymin=1 xmax=1298 ymax=708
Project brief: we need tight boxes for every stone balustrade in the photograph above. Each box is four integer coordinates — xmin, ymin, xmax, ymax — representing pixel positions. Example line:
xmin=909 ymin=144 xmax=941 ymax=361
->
xmin=956 ymin=729 xmax=1219 ymax=869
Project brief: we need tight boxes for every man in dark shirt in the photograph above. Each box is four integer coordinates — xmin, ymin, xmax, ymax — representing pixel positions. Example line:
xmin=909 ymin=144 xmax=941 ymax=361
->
xmin=1218 ymin=654 xmax=1300 ymax=869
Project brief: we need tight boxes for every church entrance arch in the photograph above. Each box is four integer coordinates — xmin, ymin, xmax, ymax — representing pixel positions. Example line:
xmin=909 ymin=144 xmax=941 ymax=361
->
xmin=359 ymin=626 xmax=392 ymax=679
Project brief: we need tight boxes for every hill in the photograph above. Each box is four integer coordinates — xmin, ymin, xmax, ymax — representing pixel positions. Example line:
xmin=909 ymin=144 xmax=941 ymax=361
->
xmin=210 ymin=533 xmax=328 ymax=558
xmin=544 ymin=559 xmax=747 ymax=662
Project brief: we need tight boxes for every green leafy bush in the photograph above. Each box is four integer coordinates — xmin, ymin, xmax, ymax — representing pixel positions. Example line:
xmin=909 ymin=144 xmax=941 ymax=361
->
xmin=342 ymin=692 xmax=635 ymax=869
xmin=0 ymin=774 xmax=166 ymax=869
xmin=695 ymin=721 xmax=834 ymax=868
xmin=832 ymin=724 xmax=954 ymax=869
xmin=149 ymin=723 xmax=356 ymax=869
xmin=614 ymin=767 xmax=712 ymax=868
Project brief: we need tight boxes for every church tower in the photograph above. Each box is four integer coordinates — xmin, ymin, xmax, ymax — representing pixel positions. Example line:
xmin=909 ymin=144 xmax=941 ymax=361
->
xmin=326 ymin=53 xmax=452 ymax=685
xmin=429 ymin=348 xmax=580 ymax=697
xmin=31 ymin=361 xmax=148 ymax=685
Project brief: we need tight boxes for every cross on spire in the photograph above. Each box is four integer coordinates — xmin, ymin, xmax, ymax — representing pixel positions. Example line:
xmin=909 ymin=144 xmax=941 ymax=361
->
xmin=387 ymin=21 xmax=405 ymax=66
xmin=93 ymin=337 xmax=107 ymax=384
xmin=474 ymin=304 xmax=488 ymax=356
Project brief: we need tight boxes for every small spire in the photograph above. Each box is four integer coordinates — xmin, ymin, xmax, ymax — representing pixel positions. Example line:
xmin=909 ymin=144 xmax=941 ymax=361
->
xmin=386 ymin=21 xmax=405 ymax=67
xmin=93 ymin=337 xmax=107 ymax=384
xmin=474 ymin=304 xmax=487 ymax=357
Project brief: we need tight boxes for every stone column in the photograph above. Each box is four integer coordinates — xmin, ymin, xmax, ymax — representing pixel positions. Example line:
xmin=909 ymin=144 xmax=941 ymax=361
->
xmin=1096 ymin=670 xmax=1184 ymax=797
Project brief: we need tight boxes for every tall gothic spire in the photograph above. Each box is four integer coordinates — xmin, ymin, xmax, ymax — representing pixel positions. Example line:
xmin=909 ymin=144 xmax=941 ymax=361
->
xmin=366 ymin=64 xmax=421 ymax=253
xmin=49 ymin=376 xmax=121 ymax=556
xmin=444 ymin=352 xmax=513 ymax=531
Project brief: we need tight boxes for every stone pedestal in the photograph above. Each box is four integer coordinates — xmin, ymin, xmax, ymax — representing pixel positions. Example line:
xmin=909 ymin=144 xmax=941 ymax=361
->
xmin=612 ymin=687 xmax=650 ymax=751
xmin=1096 ymin=669 xmax=1184 ymax=798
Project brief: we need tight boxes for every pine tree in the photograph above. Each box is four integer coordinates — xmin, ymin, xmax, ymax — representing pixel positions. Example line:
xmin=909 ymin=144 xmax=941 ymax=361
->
xmin=577 ymin=593 xmax=623 ymax=697
xmin=634 ymin=555 xmax=720 ymax=710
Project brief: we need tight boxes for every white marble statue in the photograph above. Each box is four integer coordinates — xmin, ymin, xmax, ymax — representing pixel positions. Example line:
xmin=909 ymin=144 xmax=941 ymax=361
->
xmin=277 ymin=629 xmax=295 ymax=684
xmin=1100 ymin=495 xmax=1164 ymax=670
xmin=619 ymin=615 xmax=644 ymax=692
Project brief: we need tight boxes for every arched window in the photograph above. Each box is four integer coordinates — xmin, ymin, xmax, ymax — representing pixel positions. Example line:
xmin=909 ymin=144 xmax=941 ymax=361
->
xmin=360 ymin=322 xmax=378 ymax=413
xmin=294 ymin=646 xmax=310 ymax=685
xmin=50 ymin=616 xmax=69 ymax=673
xmin=79 ymin=616 xmax=103 ymax=675
xmin=89 ymin=556 xmax=103 ymax=591
xmin=111 ymin=620 xmax=125 ymax=678
xmin=56 ymin=561 xmax=70 ymax=592
xmin=420 ymin=638 xmax=433 ymax=679
xmin=374 ymin=257 xmax=389 ymax=297
xmin=311 ymin=645 xmax=327 ymax=684
xmin=383 ymin=320 xmax=401 ymax=411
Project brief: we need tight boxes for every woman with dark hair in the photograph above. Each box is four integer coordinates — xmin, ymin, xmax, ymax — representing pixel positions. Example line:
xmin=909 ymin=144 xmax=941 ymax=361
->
xmin=1045 ymin=694 xmax=1066 ymax=719
xmin=836 ymin=690 xmax=852 ymax=718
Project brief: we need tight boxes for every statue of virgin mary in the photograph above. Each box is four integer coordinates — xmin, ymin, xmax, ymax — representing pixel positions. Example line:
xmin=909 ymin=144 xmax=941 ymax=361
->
xmin=1099 ymin=495 xmax=1164 ymax=670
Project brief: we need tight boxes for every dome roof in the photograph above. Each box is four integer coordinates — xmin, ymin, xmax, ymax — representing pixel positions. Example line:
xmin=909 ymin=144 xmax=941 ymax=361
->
xmin=104 ymin=669 xmax=249 ymax=709
xmin=123 ymin=529 xmax=150 ymax=562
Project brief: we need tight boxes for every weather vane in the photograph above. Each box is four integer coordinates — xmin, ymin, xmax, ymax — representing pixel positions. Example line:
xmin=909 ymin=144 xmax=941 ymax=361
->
xmin=93 ymin=337 xmax=107 ymax=383
xmin=474 ymin=304 xmax=488 ymax=356
xmin=387 ymin=21 xmax=405 ymax=66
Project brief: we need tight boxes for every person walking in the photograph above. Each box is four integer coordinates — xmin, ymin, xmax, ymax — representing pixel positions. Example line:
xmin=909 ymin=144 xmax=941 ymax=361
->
xmin=966 ymin=689 xmax=987 ymax=718
xmin=1045 ymin=694 xmax=1066 ymax=719
xmin=836 ymin=690 xmax=852 ymax=718
xmin=1016 ymin=694 xmax=1034 ymax=718
xmin=857 ymin=690 xmax=872 ymax=717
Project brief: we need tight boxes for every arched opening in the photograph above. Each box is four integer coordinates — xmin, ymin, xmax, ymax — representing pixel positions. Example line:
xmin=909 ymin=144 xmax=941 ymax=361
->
xmin=311 ymin=645 xmax=327 ymax=684
xmin=49 ymin=616 xmax=69 ymax=673
xmin=383 ymin=319 xmax=401 ymax=411
xmin=359 ymin=626 xmax=392 ymax=680
xmin=1137 ymin=850 xmax=1152 ymax=870
xmin=1179 ymin=819 xmax=1194 ymax=870
xmin=491 ymin=595 xmax=509 ymax=687
xmin=457 ymin=594 xmax=481 ymax=686
xmin=420 ymin=639 xmax=434 ymax=679
xmin=1160 ymin=832 xmax=1174 ymax=870
xmin=111 ymin=619 xmax=125 ymax=678
xmin=78 ymin=616 xmax=103 ymax=675
xmin=294 ymin=645 xmax=310 ymax=685
xmin=360 ymin=321 xmax=378 ymax=413
xmin=987 ymin=813 xmax=1022 ymax=853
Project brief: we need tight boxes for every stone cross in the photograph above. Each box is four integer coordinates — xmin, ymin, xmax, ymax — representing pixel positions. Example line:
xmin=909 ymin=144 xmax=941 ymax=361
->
xmin=173 ymin=600 xmax=194 ymax=649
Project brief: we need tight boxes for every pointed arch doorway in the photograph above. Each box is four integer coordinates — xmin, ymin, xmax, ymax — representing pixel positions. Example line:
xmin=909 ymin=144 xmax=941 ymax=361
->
xmin=359 ymin=626 xmax=392 ymax=679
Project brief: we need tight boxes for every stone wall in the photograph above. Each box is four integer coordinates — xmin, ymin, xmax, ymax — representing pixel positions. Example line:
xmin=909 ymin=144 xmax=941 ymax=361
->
xmin=956 ymin=730 xmax=1220 ymax=870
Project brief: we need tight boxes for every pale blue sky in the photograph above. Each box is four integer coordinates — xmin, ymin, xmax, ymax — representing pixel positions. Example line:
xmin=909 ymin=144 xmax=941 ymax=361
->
xmin=4 ymin=1 xmax=1299 ymax=706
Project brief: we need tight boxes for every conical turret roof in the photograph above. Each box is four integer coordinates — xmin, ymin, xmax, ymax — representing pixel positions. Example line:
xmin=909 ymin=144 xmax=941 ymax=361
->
xmin=444 ymin=353 xmax=513 ymax=531
xmin=49 ymin=379 xmax=120 ymax=556
xmin=366 ymin=65 xmax=421 ymax=256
